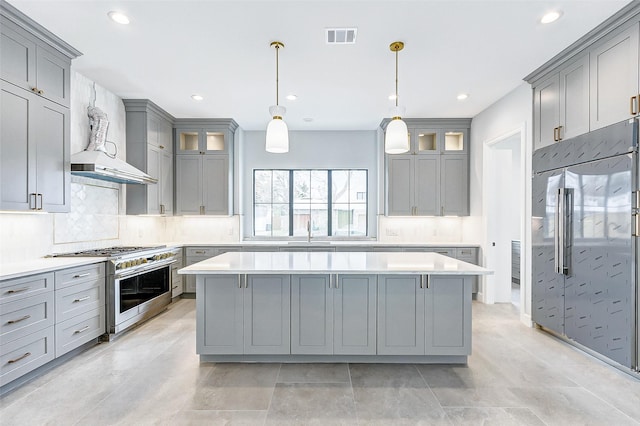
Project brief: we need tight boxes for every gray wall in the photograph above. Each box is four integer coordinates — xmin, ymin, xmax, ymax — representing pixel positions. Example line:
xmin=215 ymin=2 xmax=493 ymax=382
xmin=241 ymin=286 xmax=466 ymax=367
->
xmin=240 ymin=130 xmax=378 ymax=239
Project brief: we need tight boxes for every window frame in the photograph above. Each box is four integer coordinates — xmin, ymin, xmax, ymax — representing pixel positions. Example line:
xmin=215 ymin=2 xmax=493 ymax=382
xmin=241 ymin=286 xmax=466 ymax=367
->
xmin=253 ymin=168 xmax=368 ymax=239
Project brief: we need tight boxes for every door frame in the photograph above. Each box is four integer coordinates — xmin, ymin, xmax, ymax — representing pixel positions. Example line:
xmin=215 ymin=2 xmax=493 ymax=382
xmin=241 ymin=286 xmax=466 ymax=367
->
xmin=481 ymin=123 xmax=531 ymax=326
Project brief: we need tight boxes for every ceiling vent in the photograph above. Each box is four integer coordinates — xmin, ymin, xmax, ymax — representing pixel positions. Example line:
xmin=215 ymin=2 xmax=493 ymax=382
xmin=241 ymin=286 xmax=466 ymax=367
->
xmin=326 ymin=28 xmax=357 ymax=44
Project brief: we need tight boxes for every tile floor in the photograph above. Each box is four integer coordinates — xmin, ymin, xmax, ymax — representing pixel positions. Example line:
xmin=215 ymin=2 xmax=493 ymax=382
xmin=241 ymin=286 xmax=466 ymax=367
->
xmin=1 ymin=299 xmax=639 ymax=425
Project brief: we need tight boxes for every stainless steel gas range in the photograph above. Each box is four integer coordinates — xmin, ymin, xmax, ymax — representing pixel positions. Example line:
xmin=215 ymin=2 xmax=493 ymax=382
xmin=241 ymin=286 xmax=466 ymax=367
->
xmin=54 ymin=246 xmax=181 ymax=336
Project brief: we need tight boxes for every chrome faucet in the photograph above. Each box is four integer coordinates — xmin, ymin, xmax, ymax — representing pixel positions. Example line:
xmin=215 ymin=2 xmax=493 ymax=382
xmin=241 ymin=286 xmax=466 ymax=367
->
xmin=307 ymin=220 xmax=311 ymax=243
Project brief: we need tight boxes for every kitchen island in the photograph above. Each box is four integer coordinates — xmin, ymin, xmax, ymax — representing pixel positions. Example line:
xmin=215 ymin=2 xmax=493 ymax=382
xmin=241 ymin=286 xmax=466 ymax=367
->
xmin=179 ymin=251 xmax=491 ymax=364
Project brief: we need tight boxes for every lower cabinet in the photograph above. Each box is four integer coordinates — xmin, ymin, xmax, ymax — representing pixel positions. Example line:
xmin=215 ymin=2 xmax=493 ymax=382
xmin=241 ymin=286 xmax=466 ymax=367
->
xmin=171 ymin=248 xmax=184 ymax=298
xmin=290 ymin=274 xmax=377 ymax=355
xmin=377 ymin=275 xmax=471 ymax=356
xmin=196 ymin=274 xmax=290 ymax=355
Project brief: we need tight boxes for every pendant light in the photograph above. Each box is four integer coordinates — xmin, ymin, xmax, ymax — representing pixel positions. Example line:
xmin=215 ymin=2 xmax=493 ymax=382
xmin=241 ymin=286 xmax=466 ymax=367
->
xmin=385 ymin=41 xmax=409 ymax=154
xmin=265 ymin=41 xmax=289 ymax=153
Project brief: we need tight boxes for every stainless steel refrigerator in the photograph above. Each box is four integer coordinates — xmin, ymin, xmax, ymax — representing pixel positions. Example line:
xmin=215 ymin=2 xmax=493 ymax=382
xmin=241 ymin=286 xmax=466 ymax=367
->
xmin=532 ymin=118 xmax=638 ymax=371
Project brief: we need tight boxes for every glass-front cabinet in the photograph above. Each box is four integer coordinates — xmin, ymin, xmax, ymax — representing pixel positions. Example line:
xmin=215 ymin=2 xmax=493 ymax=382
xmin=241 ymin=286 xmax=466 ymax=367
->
xmin=176 ymin=128 xmax=228 ymax=155
xmin=413 ymin=128 xmax=467 ymax=155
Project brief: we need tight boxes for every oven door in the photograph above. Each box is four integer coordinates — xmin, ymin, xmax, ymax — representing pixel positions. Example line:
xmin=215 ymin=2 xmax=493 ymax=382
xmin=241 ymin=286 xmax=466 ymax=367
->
xmin=114 ymin=264 xmax=170 ymax=325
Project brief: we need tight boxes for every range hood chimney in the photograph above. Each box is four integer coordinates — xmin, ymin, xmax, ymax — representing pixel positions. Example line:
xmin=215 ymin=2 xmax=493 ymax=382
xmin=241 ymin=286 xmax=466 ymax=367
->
xmin=71 ymin=106 xmax=157 ymax=185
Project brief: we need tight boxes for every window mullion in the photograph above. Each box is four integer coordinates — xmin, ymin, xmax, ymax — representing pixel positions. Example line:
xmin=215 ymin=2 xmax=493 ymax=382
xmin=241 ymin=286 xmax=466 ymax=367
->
xmin=327 ymin=170 xmax=333 ymax=236
xmin=288 ymin=170 xmax=294 ymax=237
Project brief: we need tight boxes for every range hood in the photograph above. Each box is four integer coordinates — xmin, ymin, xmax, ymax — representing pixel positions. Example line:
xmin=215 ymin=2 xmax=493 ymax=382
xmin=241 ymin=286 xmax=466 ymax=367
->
xmin=71 ymin=150 xmax=157 ymax=185
xmin=71 ymin=105 xmax=157 ymax=185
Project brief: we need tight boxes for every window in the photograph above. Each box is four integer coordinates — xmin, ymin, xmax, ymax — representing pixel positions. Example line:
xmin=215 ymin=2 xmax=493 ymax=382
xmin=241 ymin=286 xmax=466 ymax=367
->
xmin=254 ymin=169 xmax=368 ymax=237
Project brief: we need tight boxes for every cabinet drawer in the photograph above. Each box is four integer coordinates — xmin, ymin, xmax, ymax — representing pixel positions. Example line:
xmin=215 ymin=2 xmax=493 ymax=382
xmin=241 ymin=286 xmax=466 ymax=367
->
xmin=186 ymin=247 xmax=217 ymax=257
xmin=0 ymin=292 xmax=54 ymax=343
xmin=55 ymin=263 xmax=105 ymax=290
xmin=1 ymin=326 xmax=54 ymax=387
xmin=55 ymin=278 xmax=105 ymax=323
xmin=55 ymin=306 xmax=105 ymax=357
xmin=171 ymin=278 xmax=183 ymax=298
xmin=0 ymin=272 xmax=53 ymax=305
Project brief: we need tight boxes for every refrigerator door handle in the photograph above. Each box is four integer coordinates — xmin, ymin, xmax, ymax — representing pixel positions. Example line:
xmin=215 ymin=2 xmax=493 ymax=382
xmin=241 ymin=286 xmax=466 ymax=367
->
xmin=555 ymin=188 xmax=563 ymax=274
xmin=563 ymin=188 xmax=573 ymax=276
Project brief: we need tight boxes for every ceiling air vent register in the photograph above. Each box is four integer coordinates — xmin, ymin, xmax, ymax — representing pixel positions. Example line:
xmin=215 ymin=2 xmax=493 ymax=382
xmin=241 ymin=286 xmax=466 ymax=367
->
xmin=326 ymin=28 xmax=357 ymax=44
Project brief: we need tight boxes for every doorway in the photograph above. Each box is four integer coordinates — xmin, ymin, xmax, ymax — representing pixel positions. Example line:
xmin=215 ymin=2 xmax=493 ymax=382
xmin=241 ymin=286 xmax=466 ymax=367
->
xmin=483 ymin=128 xmax=525 ymax=314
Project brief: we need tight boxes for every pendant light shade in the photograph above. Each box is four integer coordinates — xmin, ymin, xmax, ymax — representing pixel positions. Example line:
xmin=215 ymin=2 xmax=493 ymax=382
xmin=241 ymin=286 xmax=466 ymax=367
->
xmin=266 ymin=41 xmax=289 ymax=153
xmin=385 ymin=41 xmax=409 ymax=154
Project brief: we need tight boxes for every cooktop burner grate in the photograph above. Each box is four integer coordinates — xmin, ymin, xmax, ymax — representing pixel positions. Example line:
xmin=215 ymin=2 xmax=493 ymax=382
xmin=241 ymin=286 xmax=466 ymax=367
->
xmin=53 ymin=246 xmax=166 ymax=257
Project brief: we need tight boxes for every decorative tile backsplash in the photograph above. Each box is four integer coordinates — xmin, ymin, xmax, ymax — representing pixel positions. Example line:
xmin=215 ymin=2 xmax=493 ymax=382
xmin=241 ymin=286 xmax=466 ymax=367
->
xmin=54 ymin=181 xmax=119 ymax=244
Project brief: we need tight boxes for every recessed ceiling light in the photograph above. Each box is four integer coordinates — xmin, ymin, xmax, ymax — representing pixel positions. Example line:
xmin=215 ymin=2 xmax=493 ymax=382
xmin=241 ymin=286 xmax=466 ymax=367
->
xmin=191 ymin=94 xmax=204 ymax=101
xmin=388 ymin=94 xmax=397 ymax=100
xmin=457 ymin=93 xmax=469 ymax=100
xmin=541 ymin=10 xmax=562 ymax=24
xmin=107 ymin=11 xmax=130 ymax=25
xmin=286 ymin=94 xmax=298 ymax=101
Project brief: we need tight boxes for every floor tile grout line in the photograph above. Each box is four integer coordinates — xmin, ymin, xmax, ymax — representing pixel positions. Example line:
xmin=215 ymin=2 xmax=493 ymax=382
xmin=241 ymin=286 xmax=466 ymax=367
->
xmin=346 ymin=363 xmax=360 ymax=425
xmin=263 ymin=362 xmax=282 ymax=425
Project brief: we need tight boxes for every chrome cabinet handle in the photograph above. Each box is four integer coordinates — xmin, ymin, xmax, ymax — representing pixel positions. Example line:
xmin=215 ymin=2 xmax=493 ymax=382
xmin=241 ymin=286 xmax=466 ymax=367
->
xmin=73 ymin=273 xmax=90 ymax=279
xmin=74 ymin=325 xmax=90 ymax=334
xmin=7 ymin=352 xmax=31 ymax=364
xmin=7 ymin=315 xmax=31 ymax=324
xmin=6 ymin=287 xmax=30 ymax=294
xmin=425 ymin=275 xmax=429 ymax=289
xmin=557 ymin=126 xmax=563 ymax=141
xmin=160 ymin=204 xmax=165 ymax=215
xmin=631 ymin=95 xmax=639 ymax=115
xmin=194 ymin=250 xmax=206 ymax=254
xmin=73 ymin=296 xmax=90 ymax=303
xmin=37 ymin=193 xmax=43 ymax=210
xmin=159 ymin=145 xmax=165 ymax=149
xmin=420 ymin=275 xmax=424 ymax=289
xmin=29 ymin=193 xmax=37 ymax=210
xmin=172 ymin=285 xmax=179 ymax=290
xmin=335 ymin=274 xmax=339 ymax=289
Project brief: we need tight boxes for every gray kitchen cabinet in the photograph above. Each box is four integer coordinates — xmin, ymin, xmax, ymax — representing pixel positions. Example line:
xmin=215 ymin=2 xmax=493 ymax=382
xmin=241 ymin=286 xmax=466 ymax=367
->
xmin=334 ymin=275 xmax=377 ymax=355
xmin=377 ymin=275 xmax=424 ymax=355
xmin=124 ymin=99 xmax=175 ymax=215
xmin=184 ymin=246 xmax=241 ymax=293
xmin=589 ymin=23 xmax=639 ymax=130
xmin=175 ymin=120 xmax=236 ymax=216
xmin=244 ymin=275 xmax=290 ymax=355
xmin=425 ymin=276 xmax=471 ymax=356
xmin=291 ymin=275 xmax=333 ymax=354
xmin=384 ymin=119 xmax=470 ymax=217
xmin=377 ymin=274 xmax=471 ymax=356
xmin=171 ymin=248 xmax=184 ymax=298
xmin=533 ymin=55 xmax=589 ymax=149
xmin=1 ymin=81 xmax=70 ymax=212
xmin=0 ymin=4 xmax=79 ymax=214
xmin=196 ymin=274 xmax=290 ymax=355
xmin=0 ymin=16 xmax=74 ymax=107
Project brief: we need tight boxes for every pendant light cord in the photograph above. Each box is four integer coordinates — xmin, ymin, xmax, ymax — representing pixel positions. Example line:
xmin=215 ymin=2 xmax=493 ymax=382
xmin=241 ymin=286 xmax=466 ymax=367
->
xmin=275 ymin=44 xmax=280 ymax=106
xmin=395 ymin=48 xmax=399 ymax=107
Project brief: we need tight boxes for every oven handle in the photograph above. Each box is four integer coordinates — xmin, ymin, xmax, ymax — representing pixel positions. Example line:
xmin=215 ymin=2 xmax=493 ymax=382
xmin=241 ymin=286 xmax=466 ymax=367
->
xmin=113 ymin=259 xmax=177 ymax=280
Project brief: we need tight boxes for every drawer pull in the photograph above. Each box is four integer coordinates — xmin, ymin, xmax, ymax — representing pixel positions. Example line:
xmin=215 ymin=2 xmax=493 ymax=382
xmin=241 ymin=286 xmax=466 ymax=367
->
xmin=73 ymin=273 xmax=91 ymax=279
xmin=7 ymin=315 xmax=31 ymax=324
xmin=7 ymin=352 xmax=31 ymax=364
xmin=73 ymin=296 xmax=90 ymax=303
xmin=74 ymin=325 xmax=90 ymax=334
xmin=172 ymin=285 xmax=178 ymax=290
xmin=6 ymin=287 xmax=30 ymax=294
xmin=194 ymin=251 xmax=206 ymax=254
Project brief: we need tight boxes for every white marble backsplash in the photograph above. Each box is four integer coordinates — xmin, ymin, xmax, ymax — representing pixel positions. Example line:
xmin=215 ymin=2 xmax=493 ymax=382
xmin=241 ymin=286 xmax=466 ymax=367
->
xmin=378 ymin=216 xmax=482 ymax=244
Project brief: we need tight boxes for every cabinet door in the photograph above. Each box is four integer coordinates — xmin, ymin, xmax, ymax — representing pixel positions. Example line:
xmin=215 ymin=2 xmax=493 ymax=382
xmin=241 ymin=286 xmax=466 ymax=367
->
xmin=559 ymin=55 xmax=589 ymax=141
xmin=533 ymin=73 xmax=560 ymax=149
xmin=589 ymin=23 xmax=640 ymax=130
xmin=441 ymin=154 xmax=469 ymax=216
xmin=176 ymin=155 xmax=203 ymax=215
xmin=203 ymin=130 xmax=228 ymax=154
xmin=291 ymin=275 xmax=332 ymax=354
xmin=196 ymin=275 xmax=243 ymax=355
xmin=387 ymin=155 xmax=414 ymax=216
xmin=176 ymin=129 xmax=201 ymax=154
xmin=146 ymin=145 xmax=161 ymax=214
xmin=203 ymin=155 xmax=229 ymax=215
xmin=0 ymin=22 xmax=37 ymax=92
xmin=414 ymin=157 xmax=439 ymax=216
xmin=36 ymin=99 xmax=69 ymax=212
xmin=334 ymin=275 xmax=376 ymax=355
xmin=377 ymin=275 xmax=424 ymax=355
xmin=244 ymin=275 xmax=290 ymax=355
xmin=414 ymin=129 xmax=440 ymax=155
xmin=443 ymin=129 xmax=468 ymax=154
xmin=1 ymin=82 xmax=36 ymax=211
xmin=35 ymin=47 xmax=70 ymax=107
xmin=160 ymin=151 xmax=173 ymax=215
xmin=425 ymin=276 xmax=471 ymax=355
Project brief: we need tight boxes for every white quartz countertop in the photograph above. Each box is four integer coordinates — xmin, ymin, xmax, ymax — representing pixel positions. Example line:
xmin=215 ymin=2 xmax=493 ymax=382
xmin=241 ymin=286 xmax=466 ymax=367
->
xmin=165 ymin=241 xmax=480 ymax=248
xmin=0 ymin=257 xmax=109 ymax=281
xmin=179 ymin=251 xmax=492 ymax=275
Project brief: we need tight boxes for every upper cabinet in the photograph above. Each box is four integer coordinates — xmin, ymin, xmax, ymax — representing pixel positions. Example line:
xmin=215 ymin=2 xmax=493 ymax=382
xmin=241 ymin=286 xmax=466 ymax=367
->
xmin=383 ymin=119 xmax=471 ymax=217
xmin=527 ymin=4 xmax=640 ymax=150
xmin=123 ymin=99 xmax=175 ymax=215
xmin=0 ymin=3 xmax=80 ymax=213
xmin=174 ymin=119 xmax=238 ymax=216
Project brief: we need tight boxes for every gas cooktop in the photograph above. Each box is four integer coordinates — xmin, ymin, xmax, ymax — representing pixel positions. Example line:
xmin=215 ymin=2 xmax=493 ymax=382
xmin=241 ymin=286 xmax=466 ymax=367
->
xmin=53 ymin=246 xmax=166 ymax=257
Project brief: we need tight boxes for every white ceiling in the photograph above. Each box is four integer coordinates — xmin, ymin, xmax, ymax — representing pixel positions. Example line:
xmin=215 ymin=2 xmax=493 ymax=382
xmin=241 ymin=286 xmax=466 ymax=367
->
xmin=8 ymin=0 xmax=631 ymax=131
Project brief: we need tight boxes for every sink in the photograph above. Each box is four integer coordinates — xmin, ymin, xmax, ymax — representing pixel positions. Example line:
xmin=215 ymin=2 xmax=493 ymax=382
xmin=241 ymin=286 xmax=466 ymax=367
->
xmin=286 ymin=241 xmax=332 ymax=246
